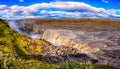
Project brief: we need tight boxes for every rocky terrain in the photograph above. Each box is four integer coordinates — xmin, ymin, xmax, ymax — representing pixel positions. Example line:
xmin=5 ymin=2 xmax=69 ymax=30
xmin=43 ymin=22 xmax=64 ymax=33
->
xmin=23 ymin=36 xmax=98 ymax=64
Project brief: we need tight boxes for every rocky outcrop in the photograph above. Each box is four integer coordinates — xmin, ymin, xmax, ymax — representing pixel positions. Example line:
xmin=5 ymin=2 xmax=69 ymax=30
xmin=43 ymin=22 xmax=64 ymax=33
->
xmin=42 ymin=29 xmax=120 ymax=67
xmin=25 ymin=37 xmax=98 ymax=64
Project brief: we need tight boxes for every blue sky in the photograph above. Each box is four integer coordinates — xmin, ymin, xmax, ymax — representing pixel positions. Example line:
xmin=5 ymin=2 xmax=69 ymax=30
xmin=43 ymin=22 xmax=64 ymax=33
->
xmin=0 ymin=0 xmax=120 ymax=19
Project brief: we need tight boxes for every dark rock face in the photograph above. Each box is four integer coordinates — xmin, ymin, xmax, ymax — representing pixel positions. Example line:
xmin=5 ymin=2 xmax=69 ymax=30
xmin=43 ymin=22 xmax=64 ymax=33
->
xmin=32 ymin=45 xmax=98 ymax=64
xmin=98 ymin=49 xmax=120 ymax=67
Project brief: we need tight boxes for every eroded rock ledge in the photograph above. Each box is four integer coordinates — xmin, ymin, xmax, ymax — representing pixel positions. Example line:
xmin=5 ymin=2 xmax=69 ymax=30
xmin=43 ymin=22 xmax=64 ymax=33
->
xmin=42 ymin=29 xmax=120 ymax=67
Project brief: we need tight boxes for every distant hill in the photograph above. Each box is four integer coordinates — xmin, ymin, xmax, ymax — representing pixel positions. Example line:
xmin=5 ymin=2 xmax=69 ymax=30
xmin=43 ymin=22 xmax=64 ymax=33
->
xmin=17 ymin=18 xmax=120 ymax=30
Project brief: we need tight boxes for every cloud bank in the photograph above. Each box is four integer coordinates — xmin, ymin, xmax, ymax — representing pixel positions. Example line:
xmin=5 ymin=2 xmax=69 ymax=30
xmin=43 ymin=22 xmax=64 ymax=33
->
xmin=0 ymin=2 xmax=120 ymax=19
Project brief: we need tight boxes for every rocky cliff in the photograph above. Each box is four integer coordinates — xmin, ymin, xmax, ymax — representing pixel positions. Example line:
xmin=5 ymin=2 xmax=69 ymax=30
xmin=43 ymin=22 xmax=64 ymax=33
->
xmin=42 ymin=29 xmax=120 ymax=67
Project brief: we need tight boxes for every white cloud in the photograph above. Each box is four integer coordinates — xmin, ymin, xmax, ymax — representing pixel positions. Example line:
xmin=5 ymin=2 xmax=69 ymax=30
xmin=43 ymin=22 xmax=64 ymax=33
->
xmin=102 ymin=0 xmax=109 ymax=3
xmin=0 ymin=2 xmax=120 ymax=19
xmin=0 ymin=5 xmax=8 ymax=10
xmin=50 ymin=2 xmax=105 ymax=13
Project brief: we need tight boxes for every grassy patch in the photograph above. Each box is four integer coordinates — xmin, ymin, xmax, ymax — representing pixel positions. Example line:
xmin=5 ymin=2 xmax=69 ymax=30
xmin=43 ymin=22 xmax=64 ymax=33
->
xmin=0 ymin=19 xmax=55 ymax=69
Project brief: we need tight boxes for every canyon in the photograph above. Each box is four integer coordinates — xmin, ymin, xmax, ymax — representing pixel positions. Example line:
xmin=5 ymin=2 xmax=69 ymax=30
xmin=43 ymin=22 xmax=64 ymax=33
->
xmin=6 ymin=18 xmax=120 ymax=68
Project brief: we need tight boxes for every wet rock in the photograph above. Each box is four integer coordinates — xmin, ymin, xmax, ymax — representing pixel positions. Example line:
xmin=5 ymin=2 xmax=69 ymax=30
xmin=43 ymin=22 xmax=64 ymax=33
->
xmin=31 ymin=44 xmax=96 ymax=64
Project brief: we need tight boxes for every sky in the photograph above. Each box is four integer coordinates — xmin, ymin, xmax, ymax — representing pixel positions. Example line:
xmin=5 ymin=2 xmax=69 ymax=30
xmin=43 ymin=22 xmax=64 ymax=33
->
xmin=0 ymin=0 xmax=120 ymax=19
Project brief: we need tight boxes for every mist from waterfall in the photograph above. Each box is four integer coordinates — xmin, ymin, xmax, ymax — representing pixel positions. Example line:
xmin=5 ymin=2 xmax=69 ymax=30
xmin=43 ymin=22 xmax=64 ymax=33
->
xmin=6 ymin=19 xmax=42 ymax=38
